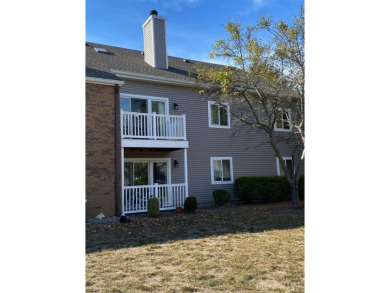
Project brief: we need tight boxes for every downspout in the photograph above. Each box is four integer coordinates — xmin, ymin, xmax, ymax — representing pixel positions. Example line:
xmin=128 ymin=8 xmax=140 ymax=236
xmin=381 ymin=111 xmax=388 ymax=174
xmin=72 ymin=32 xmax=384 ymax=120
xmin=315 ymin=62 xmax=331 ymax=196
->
xmin=114 ymin=84 xmax=120 ymax=216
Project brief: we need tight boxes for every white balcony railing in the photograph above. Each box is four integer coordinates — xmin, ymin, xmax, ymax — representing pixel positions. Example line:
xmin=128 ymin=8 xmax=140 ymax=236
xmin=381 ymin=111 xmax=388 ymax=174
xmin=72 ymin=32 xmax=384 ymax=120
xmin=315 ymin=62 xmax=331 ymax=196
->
xmin=121 ymin=110 xmax=186 ymax=140
xmin=123 ymin=183 xmax=187 ymax=213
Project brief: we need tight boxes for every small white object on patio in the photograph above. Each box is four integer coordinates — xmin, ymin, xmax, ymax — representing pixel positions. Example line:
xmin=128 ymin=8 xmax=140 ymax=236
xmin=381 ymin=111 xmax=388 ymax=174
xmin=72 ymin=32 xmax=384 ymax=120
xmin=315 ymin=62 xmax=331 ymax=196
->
xmin=95 ymin=213 xmax=105 ymax=219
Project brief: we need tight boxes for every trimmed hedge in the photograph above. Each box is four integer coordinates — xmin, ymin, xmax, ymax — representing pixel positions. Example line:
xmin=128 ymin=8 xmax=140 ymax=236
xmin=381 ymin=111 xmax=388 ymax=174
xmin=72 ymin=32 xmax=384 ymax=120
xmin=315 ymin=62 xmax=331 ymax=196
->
xmin=147 ymin=197 xmax=159 ymax=217
xmin=184 ymin=196 xmax=198 ymax=212
xmin=233 ymin=175 xmax=304 ymax=203
xmin=213 ymin=189 xmax=231 ymax=206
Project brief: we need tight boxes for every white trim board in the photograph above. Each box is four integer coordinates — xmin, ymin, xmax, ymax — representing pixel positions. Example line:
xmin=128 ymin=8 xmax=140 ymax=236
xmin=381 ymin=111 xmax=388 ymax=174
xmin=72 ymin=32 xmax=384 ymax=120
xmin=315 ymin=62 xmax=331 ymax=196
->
xmin=120 ymin=93 xmax=169 ymax=115
xmin=86 ymin=76 xmax=124 ymax=86
xmin=164 ymin=16 xmax=168 ymax=69
xmin=123 ymin=158 xmax=172 ymax=185
xmin=142 ymin=15 xmax=167 ymax=28
xmin=210 ymin=157 xmax=234 ymax=185
xmin=111 ymin=69 xmax=195 ymax=87
xmin=276 ymin=156 xmax=292 ymax=176
xmin=208 ymin=101 xmax=230 ymax=129
xmin=274 ymin=109 xmax=292 ymax=132
xmin=121 ymin=139 xmax=189 ymax=149
xmin=152 ymin=16 xmax=156 ymax=68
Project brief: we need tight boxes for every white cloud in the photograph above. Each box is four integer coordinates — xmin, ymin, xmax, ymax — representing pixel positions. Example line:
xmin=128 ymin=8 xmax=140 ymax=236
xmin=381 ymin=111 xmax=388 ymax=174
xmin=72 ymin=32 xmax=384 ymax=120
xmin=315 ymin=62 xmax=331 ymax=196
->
xmin=153 ymin=0 xmax=202 ymax=13
xmin=237 ymin=0 xmax=267 ymax=16
xmin=252 ymin=0 xmax=266 ymax=10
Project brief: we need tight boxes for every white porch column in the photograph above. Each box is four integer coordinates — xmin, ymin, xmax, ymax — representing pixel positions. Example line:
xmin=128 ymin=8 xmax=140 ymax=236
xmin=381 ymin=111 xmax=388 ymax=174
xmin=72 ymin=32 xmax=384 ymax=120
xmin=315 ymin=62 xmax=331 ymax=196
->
xmin=182 ymin=114 xmax=187 ymax=140
xmin=120 ymin=109 xmax=123 ymax=137
xmin=152 ymin=112 xmax=157 ymax=139
xmin=184 ymin=148 xmax=188 ymax=199
xmin=121 ymin=147 xmax=125 ymax=215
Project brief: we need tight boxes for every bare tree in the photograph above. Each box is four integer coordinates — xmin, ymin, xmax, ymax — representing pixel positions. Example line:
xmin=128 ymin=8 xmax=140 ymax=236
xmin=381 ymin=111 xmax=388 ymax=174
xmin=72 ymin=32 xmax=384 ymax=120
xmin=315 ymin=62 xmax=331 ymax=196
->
xmin=196 ymin=7 xmax=304 ymax=208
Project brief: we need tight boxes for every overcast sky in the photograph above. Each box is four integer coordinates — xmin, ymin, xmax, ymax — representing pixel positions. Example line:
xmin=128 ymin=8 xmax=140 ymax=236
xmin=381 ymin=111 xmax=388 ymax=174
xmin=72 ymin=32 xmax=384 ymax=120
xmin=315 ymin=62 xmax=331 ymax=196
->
xmin=86 ymin=0 xmax=304 ymax=64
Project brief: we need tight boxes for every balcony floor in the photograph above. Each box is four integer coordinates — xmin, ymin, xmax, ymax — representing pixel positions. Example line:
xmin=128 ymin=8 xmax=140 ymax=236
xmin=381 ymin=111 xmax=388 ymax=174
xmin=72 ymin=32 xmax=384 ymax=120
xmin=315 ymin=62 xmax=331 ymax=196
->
xmin=121 ymin=138 xmax=189 ymax=149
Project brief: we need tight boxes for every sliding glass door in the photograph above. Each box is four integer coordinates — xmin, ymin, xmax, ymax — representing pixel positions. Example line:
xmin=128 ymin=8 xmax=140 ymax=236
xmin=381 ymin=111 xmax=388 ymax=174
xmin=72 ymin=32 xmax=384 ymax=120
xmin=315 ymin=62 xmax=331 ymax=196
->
xmin=120 ymin=96 xmax=168 ymax=115
xmin=124 ymin=159 xmax=170 ymax=186
xmin=120 ymin=96 xmax=168 ymax=137
xmin=131 ymin=98 xmax=148 ymax=114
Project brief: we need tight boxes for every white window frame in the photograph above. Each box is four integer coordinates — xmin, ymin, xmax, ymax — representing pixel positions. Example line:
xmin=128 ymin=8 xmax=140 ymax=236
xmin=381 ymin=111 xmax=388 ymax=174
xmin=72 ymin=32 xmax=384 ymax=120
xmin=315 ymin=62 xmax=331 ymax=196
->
xmin=123 ymin=158 xmax=171 ymax=186
xmin=208 ymin=101 xmax=230 ymax=128
xmin=120 ymin=93 xmax=169 ymax=115
xmin=274 ymin=108 xmax=292 ymax=132
xmin=276 ymin=156 xmax=293 ymax=176
xmin=210 ymin=157 xmax=234 ymax=185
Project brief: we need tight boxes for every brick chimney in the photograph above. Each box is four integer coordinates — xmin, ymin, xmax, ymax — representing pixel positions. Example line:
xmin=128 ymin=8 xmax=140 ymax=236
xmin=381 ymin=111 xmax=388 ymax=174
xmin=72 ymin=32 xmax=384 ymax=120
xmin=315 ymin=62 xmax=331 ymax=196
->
xmin=142 ymin=10 xmax=168 ymax=69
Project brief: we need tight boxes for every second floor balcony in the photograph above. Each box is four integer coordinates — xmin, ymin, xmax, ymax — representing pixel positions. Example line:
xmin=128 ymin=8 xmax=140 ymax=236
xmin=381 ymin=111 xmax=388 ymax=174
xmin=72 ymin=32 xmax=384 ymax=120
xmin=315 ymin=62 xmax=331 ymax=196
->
xmin=121 ymin=110 xmax=187 ymax=140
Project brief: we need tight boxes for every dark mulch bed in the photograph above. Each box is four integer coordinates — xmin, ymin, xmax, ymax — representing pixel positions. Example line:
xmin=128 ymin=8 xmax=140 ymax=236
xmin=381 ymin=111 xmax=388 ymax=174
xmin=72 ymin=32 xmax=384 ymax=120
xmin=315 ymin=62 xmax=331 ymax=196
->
xmin=86 ymin=201 xmax=304 ymax=253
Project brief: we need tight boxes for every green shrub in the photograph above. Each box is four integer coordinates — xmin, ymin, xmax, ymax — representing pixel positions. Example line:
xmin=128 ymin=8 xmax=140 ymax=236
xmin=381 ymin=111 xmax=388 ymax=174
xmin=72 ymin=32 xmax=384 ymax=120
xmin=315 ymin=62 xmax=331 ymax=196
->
xmin=263 ymin=177 xmax=290 ymax=202
xmin=213 ymin=189 xmax=231 ymax=206
xmin=147 ymin=197 xmax=159 ymax=217
xmin=184 ymin=196 xmax=198 ymax=212
xmin=234 ymin=175 xmax=304 ymax=203
xmin=233 ymin=176 xmax=262 ymax=203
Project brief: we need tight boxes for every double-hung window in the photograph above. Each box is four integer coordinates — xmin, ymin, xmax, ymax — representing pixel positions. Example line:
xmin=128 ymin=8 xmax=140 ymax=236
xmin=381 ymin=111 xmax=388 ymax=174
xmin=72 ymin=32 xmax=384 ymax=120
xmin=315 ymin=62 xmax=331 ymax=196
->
xmin=210 ymin=157 xmax=233 ymax=184
xmin=208 ymin=101 xmax=230 ymax=128
xmin=275 ymin=109 xmax=291 ymax=131
xmin=276 ymin=157 xmax=293 ymax=177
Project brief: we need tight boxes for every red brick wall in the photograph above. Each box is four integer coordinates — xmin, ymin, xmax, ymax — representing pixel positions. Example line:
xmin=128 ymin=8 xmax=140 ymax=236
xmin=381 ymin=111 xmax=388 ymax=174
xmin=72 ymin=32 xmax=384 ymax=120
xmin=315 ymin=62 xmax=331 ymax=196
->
xmin=86 ymin=83 xmax=117 ymax=218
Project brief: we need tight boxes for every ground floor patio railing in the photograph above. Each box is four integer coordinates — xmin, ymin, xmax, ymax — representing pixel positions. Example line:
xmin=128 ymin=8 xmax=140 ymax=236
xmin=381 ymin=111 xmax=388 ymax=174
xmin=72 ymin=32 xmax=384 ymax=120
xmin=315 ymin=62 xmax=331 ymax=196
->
xmin=123 ymin=183 xmax=187 ymax=214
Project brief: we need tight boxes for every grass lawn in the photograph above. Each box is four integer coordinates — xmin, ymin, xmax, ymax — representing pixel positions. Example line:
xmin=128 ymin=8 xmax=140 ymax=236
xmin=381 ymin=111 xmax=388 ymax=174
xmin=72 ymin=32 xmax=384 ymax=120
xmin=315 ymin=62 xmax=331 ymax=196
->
xmin=86 ymin=202 xmax=304 ymax=292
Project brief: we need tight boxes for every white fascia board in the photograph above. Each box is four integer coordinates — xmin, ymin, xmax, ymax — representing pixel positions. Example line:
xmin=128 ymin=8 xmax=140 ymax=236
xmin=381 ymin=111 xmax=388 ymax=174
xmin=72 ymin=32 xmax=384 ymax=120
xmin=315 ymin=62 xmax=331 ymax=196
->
xmin=121 ymin=139 xmax=189 ymax=149
xmin=142 ymin=15 xmax=167 ymax=28
xmin=164 ymin=19 xmax=168 ymax=69
xmin=142 ymin=15 xmax=153 ymax=28
xmin=86 ymin=76 xmax=124 ymax=86
xmin=152 ymin=17 xmax=156 ymax=68
xmin=111 ymin=69 xmax=196 ymax=87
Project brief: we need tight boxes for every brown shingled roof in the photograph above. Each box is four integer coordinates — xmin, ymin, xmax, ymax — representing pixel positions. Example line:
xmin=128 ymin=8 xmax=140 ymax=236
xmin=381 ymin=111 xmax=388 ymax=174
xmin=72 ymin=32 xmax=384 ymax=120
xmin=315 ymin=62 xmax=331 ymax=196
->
xmin=86 ymin=42 xmax=225 ymax=82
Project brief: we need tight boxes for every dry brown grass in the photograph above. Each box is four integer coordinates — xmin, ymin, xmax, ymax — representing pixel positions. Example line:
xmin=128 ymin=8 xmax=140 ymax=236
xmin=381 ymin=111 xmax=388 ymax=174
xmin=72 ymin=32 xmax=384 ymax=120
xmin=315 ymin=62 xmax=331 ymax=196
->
xmin=86 ymin=202 xmax=304 ymax=292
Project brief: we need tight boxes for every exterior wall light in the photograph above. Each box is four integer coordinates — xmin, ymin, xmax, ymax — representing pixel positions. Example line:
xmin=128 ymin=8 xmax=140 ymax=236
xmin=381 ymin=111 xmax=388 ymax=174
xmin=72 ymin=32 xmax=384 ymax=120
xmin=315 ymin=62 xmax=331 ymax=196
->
xmin=174 ymin=160 xmax=179 ymax=167
xmin=173 ymin=103 xmax=179 ymax=110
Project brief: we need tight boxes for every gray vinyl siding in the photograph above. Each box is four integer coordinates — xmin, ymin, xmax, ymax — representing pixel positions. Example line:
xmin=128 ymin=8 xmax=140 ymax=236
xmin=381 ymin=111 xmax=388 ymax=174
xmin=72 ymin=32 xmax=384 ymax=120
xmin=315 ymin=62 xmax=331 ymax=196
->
xmin=143 ymin=19 xmax=154 ymax=67
xmin=121 ymin=80 xmax=303 ymax=204
xmin=153 ymin=18 xmax=167 ymax=69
